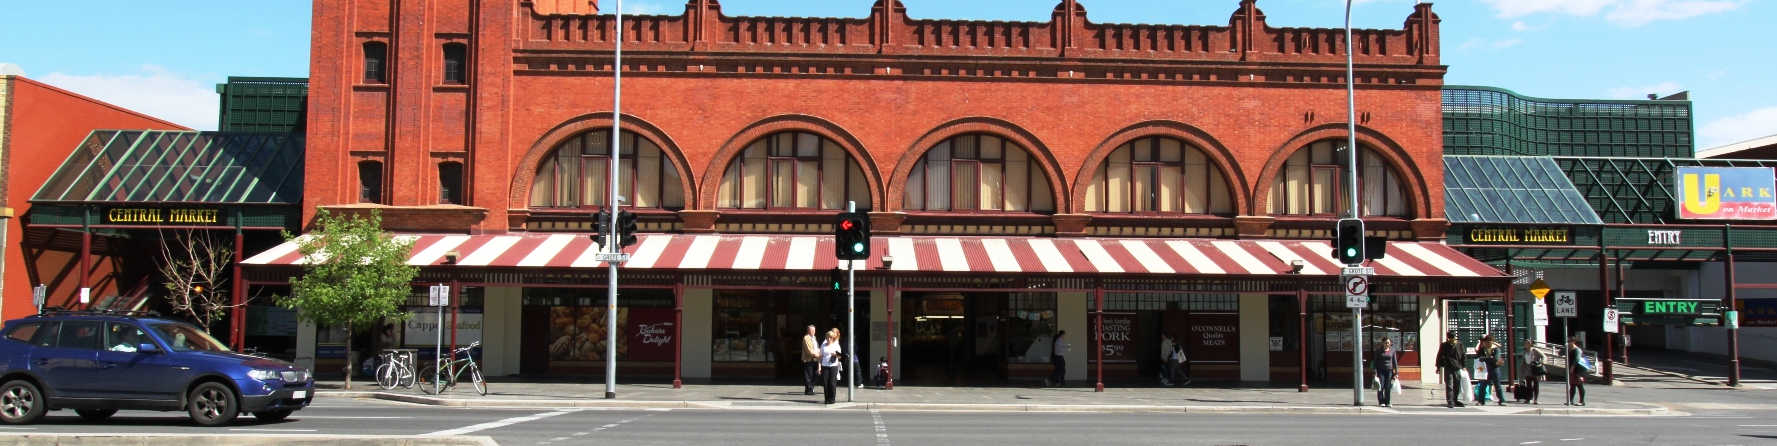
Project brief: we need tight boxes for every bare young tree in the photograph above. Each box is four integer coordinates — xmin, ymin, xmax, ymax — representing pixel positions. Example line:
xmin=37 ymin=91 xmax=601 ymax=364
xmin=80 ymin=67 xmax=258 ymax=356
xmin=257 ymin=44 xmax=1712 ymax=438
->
xmin=156 ymin=230 xmax=241 ymax=331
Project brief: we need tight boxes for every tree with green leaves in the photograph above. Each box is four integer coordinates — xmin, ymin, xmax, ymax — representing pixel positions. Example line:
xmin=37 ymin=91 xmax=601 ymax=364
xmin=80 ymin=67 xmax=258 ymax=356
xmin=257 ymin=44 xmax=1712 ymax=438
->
xmin=280 ymin=210 xmax=418 ymax=389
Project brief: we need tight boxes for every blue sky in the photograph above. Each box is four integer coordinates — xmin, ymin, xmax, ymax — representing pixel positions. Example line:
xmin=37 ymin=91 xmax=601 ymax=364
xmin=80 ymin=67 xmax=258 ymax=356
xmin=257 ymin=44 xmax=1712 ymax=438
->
xmin=2 ymin=0 xmax=1772 ymax=149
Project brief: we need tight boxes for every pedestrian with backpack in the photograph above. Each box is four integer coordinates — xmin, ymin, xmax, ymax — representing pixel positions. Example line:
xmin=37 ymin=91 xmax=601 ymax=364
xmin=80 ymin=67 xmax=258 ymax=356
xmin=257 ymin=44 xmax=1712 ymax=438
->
xmin=1566 ymin=335 xmax=1588 ymax=406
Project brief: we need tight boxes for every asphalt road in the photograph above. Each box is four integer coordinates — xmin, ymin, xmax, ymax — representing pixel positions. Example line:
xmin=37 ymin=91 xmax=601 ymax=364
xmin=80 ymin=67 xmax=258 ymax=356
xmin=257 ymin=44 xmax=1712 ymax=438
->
xmin=3 ymin=397 xmax=1777 ymax=445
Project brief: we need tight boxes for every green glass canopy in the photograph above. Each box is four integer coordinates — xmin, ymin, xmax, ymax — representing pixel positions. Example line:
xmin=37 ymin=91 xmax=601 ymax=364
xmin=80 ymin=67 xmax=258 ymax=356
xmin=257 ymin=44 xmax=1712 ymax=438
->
xmin=30 ymin=130 xmax=303 ymax=205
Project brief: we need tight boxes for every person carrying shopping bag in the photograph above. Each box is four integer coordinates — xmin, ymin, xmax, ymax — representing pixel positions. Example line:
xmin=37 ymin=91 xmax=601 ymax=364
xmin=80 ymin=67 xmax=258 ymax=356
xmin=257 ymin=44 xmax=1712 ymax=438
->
xmin=1476 ymin=335 xmax=1505 ymax=406
xmin=1435 ymin=331 xmax=1467 ymax=408
xmin=820 ymin=328 xmax=844 ymax=405
xmin=1374 ymin=337 xmax=1399 ymax=407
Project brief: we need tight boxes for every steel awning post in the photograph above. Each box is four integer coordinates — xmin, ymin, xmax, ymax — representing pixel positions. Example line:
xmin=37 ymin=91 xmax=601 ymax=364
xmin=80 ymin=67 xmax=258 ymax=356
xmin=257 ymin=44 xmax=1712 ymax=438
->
xmin=1725 ymin=224 xmax=1742 ymax=387
xmin=1505 ymin=260 xmax=1517 ymax=381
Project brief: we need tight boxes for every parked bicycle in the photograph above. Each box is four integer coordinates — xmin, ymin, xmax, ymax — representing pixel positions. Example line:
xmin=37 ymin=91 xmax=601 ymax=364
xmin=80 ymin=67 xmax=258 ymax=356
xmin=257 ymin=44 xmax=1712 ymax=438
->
xmin=420 ymin=341 xmax=486 ymax=396
xmin=374 ymin=349 xmax=417 ymax=390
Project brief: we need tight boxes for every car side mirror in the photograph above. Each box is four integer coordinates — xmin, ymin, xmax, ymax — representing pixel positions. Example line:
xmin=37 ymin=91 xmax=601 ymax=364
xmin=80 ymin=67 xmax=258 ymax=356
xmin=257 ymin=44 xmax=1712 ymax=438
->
xmin=138 ymin=343 xmax=162 ymax=354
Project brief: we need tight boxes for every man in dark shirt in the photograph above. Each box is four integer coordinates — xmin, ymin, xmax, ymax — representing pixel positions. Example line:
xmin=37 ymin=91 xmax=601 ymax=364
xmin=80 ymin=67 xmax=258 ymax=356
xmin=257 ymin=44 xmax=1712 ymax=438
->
xmin=1435 ymin=331 xmax=1467 ymax=408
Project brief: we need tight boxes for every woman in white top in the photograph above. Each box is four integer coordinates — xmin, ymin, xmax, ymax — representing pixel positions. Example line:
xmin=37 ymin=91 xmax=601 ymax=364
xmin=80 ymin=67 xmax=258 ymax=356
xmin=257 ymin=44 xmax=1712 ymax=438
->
xmin=820 ymin=328 xmax=843 ymax=404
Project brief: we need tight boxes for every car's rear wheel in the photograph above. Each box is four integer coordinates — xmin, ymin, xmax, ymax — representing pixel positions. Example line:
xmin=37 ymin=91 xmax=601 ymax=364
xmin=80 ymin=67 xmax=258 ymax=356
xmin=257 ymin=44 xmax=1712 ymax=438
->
xmin=253 ymin=409 xmax=293 ymax=422
xmin=0 ymin=381 xmax=45 ymax=425
xmin=75 ymin=409 xmax=117 ymax=422
xmin=187 ymin=382 xmax=239 ymax=427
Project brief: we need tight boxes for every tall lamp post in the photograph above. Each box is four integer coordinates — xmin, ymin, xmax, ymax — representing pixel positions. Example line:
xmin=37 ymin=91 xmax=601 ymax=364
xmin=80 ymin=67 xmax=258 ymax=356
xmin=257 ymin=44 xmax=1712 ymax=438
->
xmin=605 ymin=0 xmax=625 ymax=400
xmin=1344 ymin=0 xmax=1364 ymax=407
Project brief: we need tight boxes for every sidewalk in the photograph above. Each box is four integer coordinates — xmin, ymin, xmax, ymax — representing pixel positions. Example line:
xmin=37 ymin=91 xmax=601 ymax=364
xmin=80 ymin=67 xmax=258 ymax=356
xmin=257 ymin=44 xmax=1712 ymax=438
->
xmin=318 ymin=380 xmax=1670 ymax=416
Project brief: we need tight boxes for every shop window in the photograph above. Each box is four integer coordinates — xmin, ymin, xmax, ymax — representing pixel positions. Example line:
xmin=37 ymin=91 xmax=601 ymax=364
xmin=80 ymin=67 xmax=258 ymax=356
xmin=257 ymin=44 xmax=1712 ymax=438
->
xmin=1312 ymin=295 xmax=1419 ymax=353
xmin=1084 ymin=137 xmax=1234 ymax=214
xmin=438 ymin=161 xmax=464 ymax=205
xmin=529 ymin=129 xmax=685 ymax=210
xmin=718 ymin=131 xmax=870 ymax=211
xmin=523 ymin=288 xmax=672 ymax=363
xmin=1003 ymin=293 xmax=1057 ymax=364
xmin=363 ymin=41 xmax=388 ymax=84
xmin=358 ymin=160 xmax=383 ymax=203
xmin=904 ymin=133 xmax=1054 ymax=213
xmin=442 ymin=43 xmax=467 ymax=85
xmin=712 ymin=293 xmax=774 ymax=363
xmin=1267 ymin=140 xmax=1409 ymax=217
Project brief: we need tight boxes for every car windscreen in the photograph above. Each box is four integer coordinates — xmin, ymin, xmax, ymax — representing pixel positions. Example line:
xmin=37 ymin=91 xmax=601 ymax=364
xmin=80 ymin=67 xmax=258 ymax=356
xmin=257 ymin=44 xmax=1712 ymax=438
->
xmin=149 ymin=322 xmax=231 ymax=353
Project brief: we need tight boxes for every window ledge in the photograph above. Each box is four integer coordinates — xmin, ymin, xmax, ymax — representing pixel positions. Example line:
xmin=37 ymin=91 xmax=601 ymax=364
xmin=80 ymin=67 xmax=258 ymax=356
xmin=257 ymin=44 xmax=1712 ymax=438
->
xmin=433 ymin=84 xmax=470 ymax=91
xmin=352 ymin=83 xmax=391 ymax=91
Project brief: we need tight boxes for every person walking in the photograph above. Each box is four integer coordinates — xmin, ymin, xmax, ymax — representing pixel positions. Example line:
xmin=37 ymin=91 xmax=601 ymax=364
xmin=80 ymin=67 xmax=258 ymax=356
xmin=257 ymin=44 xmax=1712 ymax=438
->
xmin=820 ymin=328 xmax=844 ymax=404
xmin=1436 ymin=331 xmax=1466 ymax=408
xmin=1047 ymin=331 xmax=1069 ymax=387
xmin=1158 ymin=333 xmax=1176 ymax=386
xmin=1476 ymin=335 xmax=1505 ymax=406
xmin=1374 ymin=337 xmax=1399 ymax=407
xmin=802 ymin=325 xmax=820 ymax=396
xmin=1566 ymin=335 xmax=1587 ymax=406
xmin=1524 ymin=343 xmax=1547 ymax=404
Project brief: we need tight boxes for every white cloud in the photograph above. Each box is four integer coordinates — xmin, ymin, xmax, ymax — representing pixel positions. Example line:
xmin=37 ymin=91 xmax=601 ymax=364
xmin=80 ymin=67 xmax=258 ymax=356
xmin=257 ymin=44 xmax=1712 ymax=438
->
xmin=0 ymin=62 xmax=23 ymax=76
xmin=1605 ymin=81 xmax=1684 ymax=100
xmin=39 ymin=65 xmax=216 ymax=131
xmin=1480 ymin=0 xmax=1742 ymax=26
xmin=1510 ymin=21 xmax=1533 ymax=31
xmin=1701 ymin=107 xmax=1777 ymax=149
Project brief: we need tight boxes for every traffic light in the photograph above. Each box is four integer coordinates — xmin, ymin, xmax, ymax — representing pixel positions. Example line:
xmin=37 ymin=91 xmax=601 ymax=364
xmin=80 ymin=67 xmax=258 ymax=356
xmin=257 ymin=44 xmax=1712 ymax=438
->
xmin=1365 ymin=236 xmax=1387 ymax=261
xmin=616 ymin=210 xmax=639 ymax=248
xmin=591 ymin=209 xmax=611 ymax=248
xmin=834 ymin=212 xmax=870 ymax=261
xmin=828 ymin=268 xmax=845 ymax=293
xmin=1334 ymin=218 xmax=1364 ymax=265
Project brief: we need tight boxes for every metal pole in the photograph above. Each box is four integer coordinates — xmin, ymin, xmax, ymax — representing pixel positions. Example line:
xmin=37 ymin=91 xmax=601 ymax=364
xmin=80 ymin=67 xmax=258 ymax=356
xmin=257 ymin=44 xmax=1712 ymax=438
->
xmin=605 ymin=0 xmax=624 ymax=401
xmin=1298 ymin=286 xmax=1309 ymax=392
xmin=1344 ymin=0 xmax=1363 ymax=407
xmin=435 ymin=285 xmax=444 ymax=393
xmin=1505 ymin=261 xmax=1517 ymax=381
xmin=1606 ymin=256 xmax=1620 ymax=384
xmin=673 ymin=282 xmax=683 ymax=389
xmin=847 ymin=201 xmax=858 ymax=402
xmin=1095 ymin=287 xmax=1105 ymax=392
xmin=886 ymin=285 xmax=896 ymax=390
xmin=1725 ymin=224 xmax=1742 ymax=386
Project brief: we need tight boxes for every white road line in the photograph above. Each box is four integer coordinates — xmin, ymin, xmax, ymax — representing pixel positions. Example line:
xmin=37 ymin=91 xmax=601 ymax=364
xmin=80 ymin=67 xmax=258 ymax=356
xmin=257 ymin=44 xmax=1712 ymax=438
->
xmin=1520 ymin=442 xmax=1542 ymax=445
xmin=229 ymin=428 xmax=317 ymax=432
xmin=871 ymin=408 xmax=892 ymax=446
xmin=550 ymin=437 xmax=569 ymax=441
xmin=573 ymin=432 xmax=590 ymax=436
xmin=602 ymin=424 xmax=621 ymax=429
xmin=1558 ymin=439 xmax=1585 ymax=442
xmin=424 ymin=409 xmax=581 ymax=437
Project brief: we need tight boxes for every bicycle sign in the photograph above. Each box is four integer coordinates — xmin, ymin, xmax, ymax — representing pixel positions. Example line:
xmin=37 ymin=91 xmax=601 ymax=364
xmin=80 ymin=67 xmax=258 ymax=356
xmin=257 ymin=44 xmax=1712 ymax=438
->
xmin=1343 ymin=275 xmax=1370 ymax=309
xmin=1553 ymin=291 xmax=1578 ymax=318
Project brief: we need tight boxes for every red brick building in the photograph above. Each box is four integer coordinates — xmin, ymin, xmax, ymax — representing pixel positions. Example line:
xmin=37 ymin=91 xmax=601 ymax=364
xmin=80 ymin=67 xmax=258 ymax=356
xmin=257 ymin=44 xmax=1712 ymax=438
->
xmin=279 ymin=0 xmax=1501 ymax=387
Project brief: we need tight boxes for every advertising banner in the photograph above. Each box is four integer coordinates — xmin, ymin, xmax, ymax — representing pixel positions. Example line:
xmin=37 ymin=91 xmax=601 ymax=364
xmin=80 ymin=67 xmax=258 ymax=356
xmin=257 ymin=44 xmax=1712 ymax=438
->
xmin=1676 ymin=166 xmax=1777 ymax=220
xmin=1094 ymin=313 xmax=1136 ymax=362
xmin=1185 ymin=314 xmax=1241 ymax=364
xmin=626 ymin=308 xmax=677 ymax=362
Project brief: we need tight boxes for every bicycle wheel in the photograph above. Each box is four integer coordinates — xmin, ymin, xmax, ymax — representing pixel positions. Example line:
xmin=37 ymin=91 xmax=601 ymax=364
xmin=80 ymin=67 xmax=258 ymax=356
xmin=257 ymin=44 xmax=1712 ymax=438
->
xmin=375 ymin=362 xmax=398 ymax=390
xmin=396 ymin=362 xmax=416 ymax=389
xmin=417 ymin=362 xmax=441 ymax=395
xmin=469 ymin=363 xmax=487 ymax=396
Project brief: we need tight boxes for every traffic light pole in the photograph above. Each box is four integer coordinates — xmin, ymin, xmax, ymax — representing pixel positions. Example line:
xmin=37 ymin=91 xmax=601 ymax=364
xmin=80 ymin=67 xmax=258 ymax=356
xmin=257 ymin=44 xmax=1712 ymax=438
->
xmin=846 ymin=201 xmax=857 ymax=403
xmin=1344 ymin=0 xmax=1364 ymax=407
xmin=605 ymin=0 xmax=624 ymax=401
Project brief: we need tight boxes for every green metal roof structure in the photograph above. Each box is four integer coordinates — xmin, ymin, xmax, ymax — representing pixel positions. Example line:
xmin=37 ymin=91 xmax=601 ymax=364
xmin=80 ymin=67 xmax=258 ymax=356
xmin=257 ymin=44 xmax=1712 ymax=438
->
xmin=1444 ymin=86 xmax=1694 ymax=158
xmin=1553 ymin=156 xmax=1777 ymax=225
xmin=31 ymin=130 xmax=303 ymax=204
xmin=216 ymin=77 xmax=307 ymax=133
xmin=1444 ymin=156 xmax=1602 ymax=225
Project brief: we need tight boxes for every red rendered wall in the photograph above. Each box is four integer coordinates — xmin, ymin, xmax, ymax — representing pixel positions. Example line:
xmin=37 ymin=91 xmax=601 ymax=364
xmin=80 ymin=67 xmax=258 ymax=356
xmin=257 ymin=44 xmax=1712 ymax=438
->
xmin=1 ymin=76 xmax=188 ymax=321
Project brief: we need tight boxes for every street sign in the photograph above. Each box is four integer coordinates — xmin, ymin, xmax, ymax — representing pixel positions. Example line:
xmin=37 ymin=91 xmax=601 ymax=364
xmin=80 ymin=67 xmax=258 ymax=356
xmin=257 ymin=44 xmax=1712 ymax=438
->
xmin=1528 ymin=278 xmax=1551 ymax=300
xmin=1341 ymin=266 xmax=1375 ymax=276
xmin=1603 ymin=308 xmax=1620 ymax=333
xmin=1533 ymin=300 xmax=1550 ymax=326
xmin=428 ymin=284 xmax=450 ymax=307
xmin=1343 ymin=275 xmax=1370 ymax=309
xmin=1726 ymin=310 xmax=1740 ymax=330
xmin=594 ymin=252 xmax=631 ymax=264
xmin=1553 ymin=291 xmax=1578 ymax=318
xmin=31 ymin=285 xmax=46 ymax=309
xmin=79 ymin=288 xmax=90 ymax=305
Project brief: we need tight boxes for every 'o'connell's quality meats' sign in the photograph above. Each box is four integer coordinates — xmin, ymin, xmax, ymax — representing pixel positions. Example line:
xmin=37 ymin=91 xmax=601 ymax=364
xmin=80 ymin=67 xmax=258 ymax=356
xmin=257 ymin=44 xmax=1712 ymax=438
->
xmin=1676 ymin=167 xmax=1777 ymax=220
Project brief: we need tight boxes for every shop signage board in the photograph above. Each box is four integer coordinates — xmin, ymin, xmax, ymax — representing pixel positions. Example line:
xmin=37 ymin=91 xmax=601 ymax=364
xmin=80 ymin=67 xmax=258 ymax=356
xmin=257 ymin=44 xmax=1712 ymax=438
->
xmin=1675 ymin=166 xmax=1777 ymax=220
xmin=1096 ymin=313 xmax=1136 ymax=361
xmin=405 ymin=308 xmax=483 ymax=346
xmin=1465 ymin=227 xmax=1574 ymax=245
xmin=1743 ymin=299 xmax=1777 ymax=327
xmin=102 ymin=207 xmax=224 ymax=225
xmin=1185 ymin=314 xmax=1241 ymax=365
xmin=1553 ymin=291 xmax=1578 ymax=318
xmin=626 ymin=308 xmax=677 ymax=362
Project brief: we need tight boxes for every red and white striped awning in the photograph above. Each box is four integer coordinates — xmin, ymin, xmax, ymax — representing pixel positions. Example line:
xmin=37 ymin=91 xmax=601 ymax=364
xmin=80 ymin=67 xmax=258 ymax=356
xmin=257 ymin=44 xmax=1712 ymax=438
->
xmin=244 ymin=233 xmax=1501 ymax=278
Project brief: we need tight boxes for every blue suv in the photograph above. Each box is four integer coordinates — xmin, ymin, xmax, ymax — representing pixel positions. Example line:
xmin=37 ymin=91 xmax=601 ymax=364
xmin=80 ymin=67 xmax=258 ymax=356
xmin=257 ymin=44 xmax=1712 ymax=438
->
xmin=0 ymin=311 xmax=314 ymax=426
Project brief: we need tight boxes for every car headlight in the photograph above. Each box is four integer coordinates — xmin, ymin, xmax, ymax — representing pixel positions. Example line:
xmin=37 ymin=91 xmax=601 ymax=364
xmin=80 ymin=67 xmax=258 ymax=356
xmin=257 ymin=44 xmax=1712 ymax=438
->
xmin=280 ymin=370 xmax=309 ymax=382
xmin=248 ymin=369 xmax=280 ymax=381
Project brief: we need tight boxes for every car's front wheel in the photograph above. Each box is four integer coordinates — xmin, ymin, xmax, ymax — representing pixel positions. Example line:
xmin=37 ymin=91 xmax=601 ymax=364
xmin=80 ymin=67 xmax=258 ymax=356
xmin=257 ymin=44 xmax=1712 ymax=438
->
xmin=0 ymin=381 xmax=45 ymax=425
xmin=186 ymin=382 xmax=239 ymax=427
xmin=253 ymin=409 xmax=293 ymax=422
xmin=75 ymin=409 xmax=117 ymax=422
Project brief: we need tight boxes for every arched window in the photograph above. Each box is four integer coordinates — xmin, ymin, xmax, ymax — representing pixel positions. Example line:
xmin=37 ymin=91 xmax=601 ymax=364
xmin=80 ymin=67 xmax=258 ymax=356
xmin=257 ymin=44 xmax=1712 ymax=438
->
xmin=904 ymin=133 xmax=1054 ymax=212
xmin=529 ymin=130 xmax=685 ymax=210
xmin=1267 ymin=140 xmax=1409 ymax=217
xmin=1084 ymin=136 xmax=1233 ymax=214
xmin=358 ymin=160 xmax=383 ymax=203
xmin=442 ymin=43 xmax=467 ymax=85
xmin=718 ymin=131 xmax=870 ymax=210
xmin=362 ymin=42 xmax=388 ymax=84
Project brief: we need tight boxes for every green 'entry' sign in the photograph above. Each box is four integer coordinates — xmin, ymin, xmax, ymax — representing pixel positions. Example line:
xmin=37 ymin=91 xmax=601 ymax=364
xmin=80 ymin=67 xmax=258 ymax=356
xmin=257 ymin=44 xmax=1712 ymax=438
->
xmin=1642 ymin=300 xmax=1701 ymax=315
